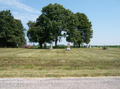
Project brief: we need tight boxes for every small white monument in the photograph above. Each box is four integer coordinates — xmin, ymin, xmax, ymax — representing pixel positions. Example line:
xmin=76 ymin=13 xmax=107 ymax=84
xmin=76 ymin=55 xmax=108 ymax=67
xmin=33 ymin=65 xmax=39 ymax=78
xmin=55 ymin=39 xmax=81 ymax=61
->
xmin=89 ymin=44 xmax=91 ymax=48
xmin=86 ymin=44 xmax=88 ymax=48
xmin=49 ymin=44 xmax=53 ymax=50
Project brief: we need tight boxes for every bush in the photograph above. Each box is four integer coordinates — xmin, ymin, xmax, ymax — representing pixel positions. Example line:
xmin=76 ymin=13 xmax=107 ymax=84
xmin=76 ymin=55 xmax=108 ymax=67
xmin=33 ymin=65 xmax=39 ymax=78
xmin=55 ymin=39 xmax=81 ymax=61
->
xmin=19 ymin=45 xmax=33 ymax=48
xmin=103 ymin=46 xmax=107 ymax=50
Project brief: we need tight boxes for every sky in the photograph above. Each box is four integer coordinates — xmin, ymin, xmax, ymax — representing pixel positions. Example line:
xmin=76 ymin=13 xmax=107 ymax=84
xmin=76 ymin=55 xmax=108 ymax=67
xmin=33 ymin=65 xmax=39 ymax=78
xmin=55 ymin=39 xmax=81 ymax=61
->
xmin=0 ymin=0 xmax=120 ymax=46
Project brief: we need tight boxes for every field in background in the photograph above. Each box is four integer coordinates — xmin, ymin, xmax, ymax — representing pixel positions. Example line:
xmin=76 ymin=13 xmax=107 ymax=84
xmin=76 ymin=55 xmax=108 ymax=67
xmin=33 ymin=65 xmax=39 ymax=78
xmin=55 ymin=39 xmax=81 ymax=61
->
xmin=0 ymin=47 xmax=120 ymax=77
xmin=32 ymin=45 xmax=120 ymax=49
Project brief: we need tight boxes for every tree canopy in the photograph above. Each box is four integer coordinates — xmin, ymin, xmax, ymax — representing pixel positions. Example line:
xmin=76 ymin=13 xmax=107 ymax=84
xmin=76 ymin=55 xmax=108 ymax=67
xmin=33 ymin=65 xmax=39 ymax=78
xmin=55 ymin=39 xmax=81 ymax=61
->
xmin=41 ymin=3 xmax=72 ymax=47
xmin=75 ymin=12 xmax=93 ymax=47
xmin=27 ymin=14 xmax=53 ymax=48
xmin=27 ymin=3 xmax=73 ymax=48
xmin=0 ymin=10 xmax=26 ymax=47
xmin=27 ymin=3 xmax=93 ymax=48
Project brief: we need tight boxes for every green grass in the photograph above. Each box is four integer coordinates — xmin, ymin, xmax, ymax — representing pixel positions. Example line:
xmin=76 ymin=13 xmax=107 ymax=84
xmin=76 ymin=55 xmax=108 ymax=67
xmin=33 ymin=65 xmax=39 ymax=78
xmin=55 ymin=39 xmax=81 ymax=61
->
xmin=0 ymin=48 xmax=120 ymax=77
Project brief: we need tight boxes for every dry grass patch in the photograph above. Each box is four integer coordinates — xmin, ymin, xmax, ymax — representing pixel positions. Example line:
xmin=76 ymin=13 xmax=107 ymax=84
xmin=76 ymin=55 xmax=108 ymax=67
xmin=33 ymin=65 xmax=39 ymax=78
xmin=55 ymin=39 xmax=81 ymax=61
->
xmin=0 ymin=48 xmax=120 ymax=77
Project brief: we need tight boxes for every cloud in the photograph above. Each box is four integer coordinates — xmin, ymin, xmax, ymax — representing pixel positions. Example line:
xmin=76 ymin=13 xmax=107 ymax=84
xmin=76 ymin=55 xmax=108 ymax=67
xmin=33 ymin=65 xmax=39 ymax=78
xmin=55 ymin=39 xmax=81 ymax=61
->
xmin=0 ymin=0 xmax=41 ymax=28
xmin=12 ymin=12 xmax=39 ymax=27
xmin=0 ymin=0 xmax=41 ymax=43
xmin=0 ymin=0 xmax=41 ymax=14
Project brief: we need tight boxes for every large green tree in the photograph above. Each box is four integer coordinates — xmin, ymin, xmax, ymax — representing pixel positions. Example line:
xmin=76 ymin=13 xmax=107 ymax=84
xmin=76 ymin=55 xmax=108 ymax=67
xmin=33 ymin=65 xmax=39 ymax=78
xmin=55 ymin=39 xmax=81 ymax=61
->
xmin=75 ymin=12 xmax=93 ymax=47
xmin=0 ymin=10 xmax=26 ymax=47
xmin=66 ymin=12 xmax=93 ymax=47
xmin=27 ymin=3 xmax=72 ymax=48
xmin=27 ymin=14 xmax=53 ymax=48
xmin=41 ymin=3 xmax=70 ymax=47
xmin=27 ymin=4 xmax=93 ymax=48
xmin=65 ymin=13 xmax=82 ymax=47
xmin=15 ymin=19 xmax=26 ymax=45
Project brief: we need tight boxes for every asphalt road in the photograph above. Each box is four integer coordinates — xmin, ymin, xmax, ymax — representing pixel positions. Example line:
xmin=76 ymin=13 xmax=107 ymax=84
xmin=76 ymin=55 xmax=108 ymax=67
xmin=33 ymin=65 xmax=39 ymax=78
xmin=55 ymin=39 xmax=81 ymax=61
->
xmin=0 ymin=77 xmax=120 ymax=89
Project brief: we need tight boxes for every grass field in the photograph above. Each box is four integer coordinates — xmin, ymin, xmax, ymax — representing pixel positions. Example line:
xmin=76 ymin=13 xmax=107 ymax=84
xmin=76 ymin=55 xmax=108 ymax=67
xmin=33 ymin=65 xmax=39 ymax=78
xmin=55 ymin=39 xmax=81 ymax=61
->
xmin=0 ymin=48 xmax=120 ymax=77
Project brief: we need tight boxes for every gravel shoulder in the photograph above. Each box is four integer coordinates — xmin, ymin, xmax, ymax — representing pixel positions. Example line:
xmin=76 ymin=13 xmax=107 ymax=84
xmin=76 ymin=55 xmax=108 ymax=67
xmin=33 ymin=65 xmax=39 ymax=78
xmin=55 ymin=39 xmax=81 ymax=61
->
xmin=0 ymin=77 xmax=120 ymax=89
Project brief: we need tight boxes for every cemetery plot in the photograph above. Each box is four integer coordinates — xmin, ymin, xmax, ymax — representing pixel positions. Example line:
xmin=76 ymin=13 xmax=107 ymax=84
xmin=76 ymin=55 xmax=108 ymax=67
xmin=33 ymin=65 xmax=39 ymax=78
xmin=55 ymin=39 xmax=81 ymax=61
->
xmin=0 ymin=48 xmax=120 ymax=77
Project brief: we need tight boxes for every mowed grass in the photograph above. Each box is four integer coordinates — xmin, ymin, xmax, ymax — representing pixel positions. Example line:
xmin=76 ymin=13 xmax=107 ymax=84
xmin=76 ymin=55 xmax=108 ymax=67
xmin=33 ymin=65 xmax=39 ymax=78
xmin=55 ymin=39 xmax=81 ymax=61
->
xmin=0 ymin=48 xmax=120 ymax=77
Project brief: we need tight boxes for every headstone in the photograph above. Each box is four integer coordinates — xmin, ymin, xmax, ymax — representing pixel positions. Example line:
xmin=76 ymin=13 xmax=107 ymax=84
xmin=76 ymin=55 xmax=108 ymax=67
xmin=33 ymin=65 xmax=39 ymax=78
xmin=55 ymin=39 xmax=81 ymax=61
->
xmin=49 ymin=44 xmax=53 ymax=50
xmin=86 ymin=44 xmax=88 ymax=48
xmin=66 ymin=43 xmax=71 ymax=51
xmin=89 ymin=44 xmax=91 ymax=48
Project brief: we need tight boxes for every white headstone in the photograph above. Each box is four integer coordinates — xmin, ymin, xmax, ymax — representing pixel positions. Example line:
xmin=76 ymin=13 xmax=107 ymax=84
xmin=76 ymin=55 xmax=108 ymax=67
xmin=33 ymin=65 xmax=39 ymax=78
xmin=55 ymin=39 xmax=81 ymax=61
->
xmin=87 ymin=44 xmax=88 ymax=48
xmin=89 ymin=44 xmax=91 ymax=48
xmin=49 ymin=44 xmax=53 ymax=50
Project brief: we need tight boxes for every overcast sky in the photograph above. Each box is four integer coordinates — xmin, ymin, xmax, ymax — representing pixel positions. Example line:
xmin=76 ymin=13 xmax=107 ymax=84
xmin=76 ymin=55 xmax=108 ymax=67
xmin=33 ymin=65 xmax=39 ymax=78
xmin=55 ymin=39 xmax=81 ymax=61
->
xmin=0 ymin=0 xmax=120 ymax=45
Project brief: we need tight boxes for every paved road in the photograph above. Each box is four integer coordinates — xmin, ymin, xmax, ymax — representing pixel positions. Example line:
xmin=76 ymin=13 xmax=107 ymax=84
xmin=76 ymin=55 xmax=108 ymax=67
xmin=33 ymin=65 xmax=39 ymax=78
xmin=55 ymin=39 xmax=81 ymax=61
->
xmin=0 ymin=77 xmax=120 ymax=89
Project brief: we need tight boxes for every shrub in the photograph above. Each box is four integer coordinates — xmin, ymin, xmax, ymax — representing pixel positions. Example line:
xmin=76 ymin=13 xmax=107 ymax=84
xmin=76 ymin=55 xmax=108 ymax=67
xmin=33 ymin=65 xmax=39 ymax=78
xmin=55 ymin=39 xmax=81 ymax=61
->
xmin=19 ymin=45 xmax=26 ymax=48
xmin=25 ymin=45 xmax=33 ymax=48
xmin=103 ymin=46 xmax=106 ymax=50
xmin=19 ymin=45 xmax=33 ymax=48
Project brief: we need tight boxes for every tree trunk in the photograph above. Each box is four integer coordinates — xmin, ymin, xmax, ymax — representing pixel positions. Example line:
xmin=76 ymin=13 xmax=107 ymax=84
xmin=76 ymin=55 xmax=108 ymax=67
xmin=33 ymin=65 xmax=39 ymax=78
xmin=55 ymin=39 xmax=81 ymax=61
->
xmin=44 ymin=42 xmax=46 ymax=49
xmin=78 ymin=43 xmax=81 ymax=48
xmin=55 ymin=39 xmax=57 ymax=48
xmin=74 ymin=42 xmax=75 ymax=48
xmin=39 ymin=42 xmax=42 ymax=48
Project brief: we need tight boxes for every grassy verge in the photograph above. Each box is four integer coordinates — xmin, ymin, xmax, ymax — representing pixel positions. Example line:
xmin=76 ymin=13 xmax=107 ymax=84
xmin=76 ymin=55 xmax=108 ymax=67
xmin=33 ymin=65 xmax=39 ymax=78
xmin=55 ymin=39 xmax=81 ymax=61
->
xmin=0 ymin=48 xmax=120 ymax=77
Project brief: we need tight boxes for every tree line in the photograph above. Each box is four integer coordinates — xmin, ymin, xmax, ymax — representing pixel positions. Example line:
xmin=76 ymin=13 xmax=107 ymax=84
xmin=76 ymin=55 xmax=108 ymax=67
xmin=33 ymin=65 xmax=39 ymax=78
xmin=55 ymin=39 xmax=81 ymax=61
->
xmin=0 ymin=10 xmax=26 ymax=47
xmin=0 ymin=3 xmax=93 ymax=48
xmin=27 ymin=3 xmax=93 ymax=48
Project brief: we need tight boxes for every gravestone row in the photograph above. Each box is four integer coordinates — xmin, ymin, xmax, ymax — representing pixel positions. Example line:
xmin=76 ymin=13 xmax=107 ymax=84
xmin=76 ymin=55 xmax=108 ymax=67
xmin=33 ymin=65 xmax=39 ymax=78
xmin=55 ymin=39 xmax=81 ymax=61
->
xmin=49 ymin=43 xmax=71 ymax=51
xmin=49 ymin=43 xmax=93 ymax=50
xmin=49 ymin=44 xmax=120 ymax=50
